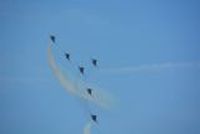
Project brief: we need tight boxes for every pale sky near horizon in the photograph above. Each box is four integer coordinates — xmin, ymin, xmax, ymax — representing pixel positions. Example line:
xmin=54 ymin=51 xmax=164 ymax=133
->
xmin=1 ymin=0 xmax=200 ymax=134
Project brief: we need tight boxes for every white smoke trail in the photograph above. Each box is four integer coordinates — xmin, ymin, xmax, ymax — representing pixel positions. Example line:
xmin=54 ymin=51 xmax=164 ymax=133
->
xmin=48 ymin=44 xmax=78 ymax=95
xmin=47 ymin=44 xmax=114 ymax=109
xmin=83 ymin=121 xmax=92 ymax=134
xmin=100 ymin=62 xmax=200 ymax=75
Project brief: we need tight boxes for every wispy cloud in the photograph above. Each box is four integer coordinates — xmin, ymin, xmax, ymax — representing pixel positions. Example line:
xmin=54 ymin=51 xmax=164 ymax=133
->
xmin=100 ymin=62 xmax=200 ymax=75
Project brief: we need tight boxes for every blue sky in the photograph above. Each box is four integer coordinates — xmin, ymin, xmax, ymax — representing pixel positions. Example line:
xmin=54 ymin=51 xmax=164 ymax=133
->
xmin=0 ymin=0 xmax=200 ymax=134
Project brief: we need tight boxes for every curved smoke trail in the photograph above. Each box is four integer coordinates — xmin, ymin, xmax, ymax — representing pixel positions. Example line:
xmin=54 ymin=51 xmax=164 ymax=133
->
xmin=47 ymin=44 xmax=114 ymax=109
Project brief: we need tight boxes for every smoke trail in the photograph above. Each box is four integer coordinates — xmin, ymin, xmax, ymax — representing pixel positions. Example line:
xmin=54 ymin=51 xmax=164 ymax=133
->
xmin=100 ymin=62 xmax=200 ymax=75
xmin=83 ymin=121 xmax=92 ymax=134
xmin=47 ymin=44 xmax=114 ymax=109
xmin=48 ymin=44 xmax=78 ymax=95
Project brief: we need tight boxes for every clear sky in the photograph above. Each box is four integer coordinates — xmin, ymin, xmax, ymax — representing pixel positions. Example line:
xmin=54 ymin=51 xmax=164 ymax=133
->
xmin=0 ymin=0 xmax=200 ymax=134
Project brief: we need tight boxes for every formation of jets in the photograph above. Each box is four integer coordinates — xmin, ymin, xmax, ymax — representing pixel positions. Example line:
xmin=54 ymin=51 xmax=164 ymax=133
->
xmin=50 ymin=35 xmax=99 ymax=124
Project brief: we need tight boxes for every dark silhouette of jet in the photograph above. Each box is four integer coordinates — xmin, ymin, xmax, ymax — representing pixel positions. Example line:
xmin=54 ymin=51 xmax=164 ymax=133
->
xmin=50 ymin=35 xmax=55 ymax=43
xmin=87 ymin=88 xmax=92 ymax=96
xmin=92 ymin=59 xmax=97 ymax=67
xmin=65 ymin=53 xmax=70 ymax=61
xmin=91 ymin=114 xmax=97 ymax=123
xmin=78 ymin=66 xmax=84 ymax=75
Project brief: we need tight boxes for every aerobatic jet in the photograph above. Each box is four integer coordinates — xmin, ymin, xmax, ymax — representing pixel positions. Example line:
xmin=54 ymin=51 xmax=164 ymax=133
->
xmin=78 ymin=66 xmax=84 ymax=75
xmin=65 ymin=53 xmax=70 ymax=61
xmin=50 ymin=35 xmax=55 ymax=43
xmin=91 ymin=114 xmax=98 ymax=123
xmin=87 ymin=88 xmax=93 ymax=96
xmin=92 ymin=58 xmax=97 ymax=67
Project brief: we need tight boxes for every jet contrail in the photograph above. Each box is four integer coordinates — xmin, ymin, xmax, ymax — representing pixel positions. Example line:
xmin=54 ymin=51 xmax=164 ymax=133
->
xmin=83 ymin=121 xmax=92 ymax=134
xmin=100 ymin=62 xmax=200 ymax=75
xmin=47 ymin=44 xmax=114 ymax=109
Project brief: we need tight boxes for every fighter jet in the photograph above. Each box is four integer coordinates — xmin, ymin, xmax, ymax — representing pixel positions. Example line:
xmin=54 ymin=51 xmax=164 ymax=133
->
xmin=92 ymin=58 xmax=97 ymax=67
xmin=65 ymin=53 xmax=70 ymax=61
xmin=78 ymin=66 xmax=84 ymax=75
xmin=91 ymin=114 xmax=98 ymax=123
xmin=87 ymin=88 xmax=93 ymax=96
xmin=50 ymin=35 xmax=55 ymax=43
